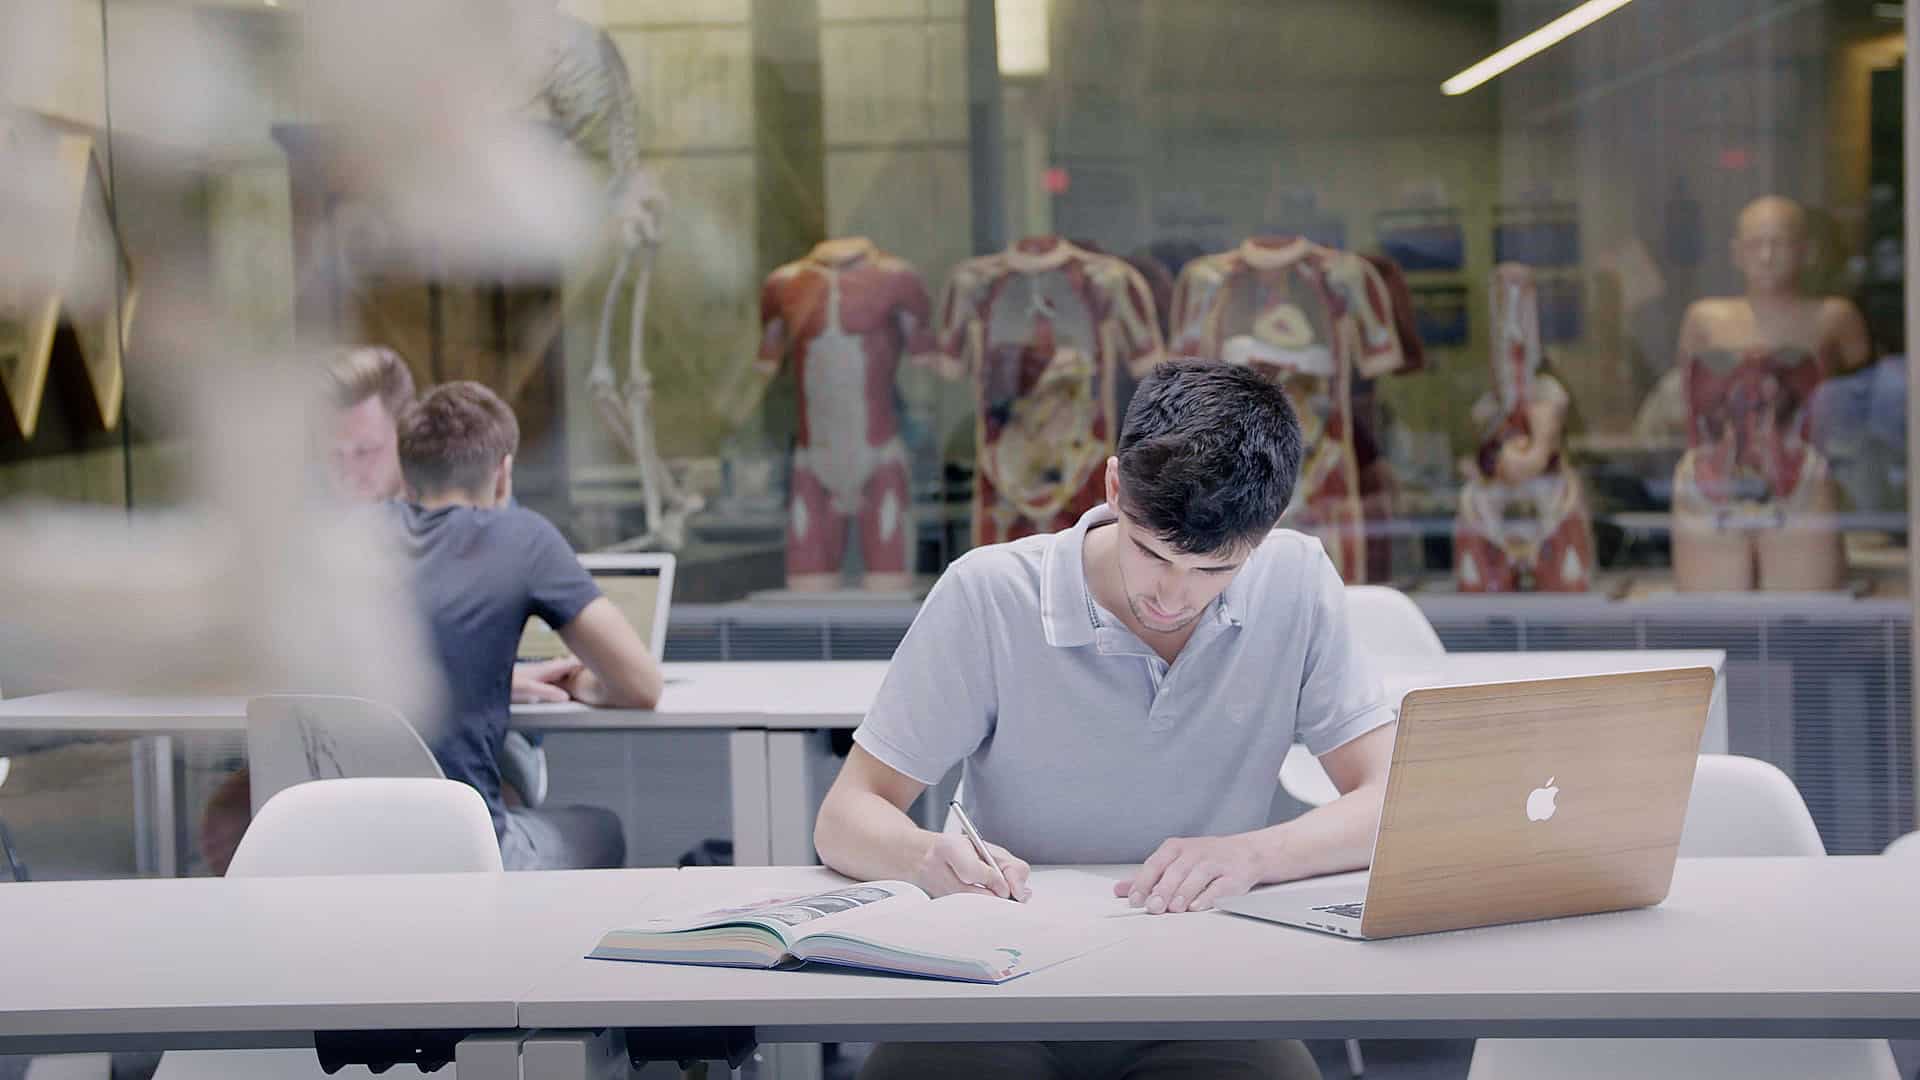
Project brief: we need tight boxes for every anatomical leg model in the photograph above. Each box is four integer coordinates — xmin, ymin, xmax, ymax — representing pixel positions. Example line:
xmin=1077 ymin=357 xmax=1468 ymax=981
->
xmin=787 ymin=444 xmax=911 ymax=593
xmin=589 ymin=188 xmax=702 ymax=552
xmin=1672 ymin=440 xmax=1842 ymax=592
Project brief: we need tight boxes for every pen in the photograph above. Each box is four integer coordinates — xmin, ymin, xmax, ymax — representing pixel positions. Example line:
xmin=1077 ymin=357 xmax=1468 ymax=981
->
xmin=948 ymin=799 xmax=1021 ymax=902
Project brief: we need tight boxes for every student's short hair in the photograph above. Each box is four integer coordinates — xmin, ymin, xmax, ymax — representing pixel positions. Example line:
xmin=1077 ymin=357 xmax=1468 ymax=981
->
xmin=327 ymin=345 xmax=416 ymax=418
xmin=1115 ymin=358 xmax=1303 ymax=556
xmin=397 ymin=381 xmax=521 ymax=497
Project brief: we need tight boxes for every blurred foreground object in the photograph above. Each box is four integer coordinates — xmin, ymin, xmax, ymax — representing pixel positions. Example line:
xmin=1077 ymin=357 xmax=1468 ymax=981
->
xmin=0 ymin=359 xmax=443 ymax=733
xmin=0 ymin=112 xmax=132 ymax=440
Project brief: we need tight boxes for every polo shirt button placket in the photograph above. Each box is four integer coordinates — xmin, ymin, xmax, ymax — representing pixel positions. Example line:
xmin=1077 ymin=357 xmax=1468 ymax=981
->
xmin=1149 ymin=663 xmax=1179 ymax=730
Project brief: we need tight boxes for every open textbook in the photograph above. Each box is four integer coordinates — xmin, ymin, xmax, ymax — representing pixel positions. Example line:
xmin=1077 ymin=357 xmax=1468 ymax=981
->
xmin=589 ymin=871 xmax=1131 ymax=984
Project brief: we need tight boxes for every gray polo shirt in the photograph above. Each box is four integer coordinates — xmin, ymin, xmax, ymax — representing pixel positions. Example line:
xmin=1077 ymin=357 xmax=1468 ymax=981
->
xmin=854 ymin=503 xmax=1392 ymax=865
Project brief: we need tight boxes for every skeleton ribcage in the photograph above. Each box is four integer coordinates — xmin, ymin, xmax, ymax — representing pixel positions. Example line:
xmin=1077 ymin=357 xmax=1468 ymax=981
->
xmin=537 ymin=18 xmax=641 ymax=180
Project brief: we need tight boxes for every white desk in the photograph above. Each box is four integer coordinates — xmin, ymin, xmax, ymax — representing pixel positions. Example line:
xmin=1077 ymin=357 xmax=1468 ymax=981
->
xmin=0 ymin=869 xmax=670 ymax=1068
xmin=0 ymin=652 xmax=1726 ymax=875
xmin=513 ymin=858 xmax=1920 ymax=1080
xmin=1 ymin=859 xmax=1906 ymax=1080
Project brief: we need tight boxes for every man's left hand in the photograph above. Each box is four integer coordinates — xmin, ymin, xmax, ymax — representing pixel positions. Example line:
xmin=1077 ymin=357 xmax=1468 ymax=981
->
xmin=1114 ymin=833 xmax=1268 ymax=914
xmin=511 ymin=658 xmax=583 ymax=704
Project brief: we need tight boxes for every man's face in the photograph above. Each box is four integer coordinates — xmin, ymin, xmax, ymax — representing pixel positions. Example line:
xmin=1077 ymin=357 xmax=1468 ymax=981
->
xmin=1111 ymin=504 xmax=1250 ymax=635
xmin=328 ymin=395 xmax=403 ymax=501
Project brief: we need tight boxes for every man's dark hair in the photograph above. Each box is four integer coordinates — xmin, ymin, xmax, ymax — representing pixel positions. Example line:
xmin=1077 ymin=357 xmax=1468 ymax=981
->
xmin=397 ymin=381 xmax=521 ymax=497
xmin=1115 ymin=358 xmax=1303 ymax=555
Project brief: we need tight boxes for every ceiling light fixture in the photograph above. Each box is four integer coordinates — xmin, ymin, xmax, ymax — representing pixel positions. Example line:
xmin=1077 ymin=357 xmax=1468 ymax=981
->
xmin=1443 ymin=0 xmax=1638 ymax=96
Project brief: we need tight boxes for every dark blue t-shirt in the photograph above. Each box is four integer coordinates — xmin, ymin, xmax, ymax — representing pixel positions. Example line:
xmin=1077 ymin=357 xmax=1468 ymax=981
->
xmin=386 ymin=502 xmax=600 ymax=833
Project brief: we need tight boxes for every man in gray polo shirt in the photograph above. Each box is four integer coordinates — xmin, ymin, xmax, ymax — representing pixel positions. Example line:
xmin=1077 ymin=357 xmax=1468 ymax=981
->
xmin=816 ymin=359 xmax=1395 ymax=1079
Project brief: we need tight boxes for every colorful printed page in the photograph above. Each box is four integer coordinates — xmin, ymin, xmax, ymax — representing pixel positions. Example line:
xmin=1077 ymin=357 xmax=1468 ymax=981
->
xmin=789 ymin=890 xmax=1128 ymax=984
xmin=592 ymin=880 xmax=926 ymax=968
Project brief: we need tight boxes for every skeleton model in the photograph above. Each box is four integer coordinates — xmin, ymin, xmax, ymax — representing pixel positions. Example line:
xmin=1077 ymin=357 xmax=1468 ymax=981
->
xmin=533 ymin=13 xmax=699 ymax=550
xmin=1170 ymin=237 xmax=1407 ymax=582
xmin=748 ymin=238 xmax=933 ymax=591
xmin=933 ymin=237 xmax=1164 ymax=546
xmin=1454 ymin=264 xmax=1594 ymax=592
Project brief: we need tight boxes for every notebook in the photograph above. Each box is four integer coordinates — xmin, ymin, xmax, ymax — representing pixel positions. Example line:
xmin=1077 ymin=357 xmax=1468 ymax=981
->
xmin=589 ymin=873 xmax=1129 ymax=984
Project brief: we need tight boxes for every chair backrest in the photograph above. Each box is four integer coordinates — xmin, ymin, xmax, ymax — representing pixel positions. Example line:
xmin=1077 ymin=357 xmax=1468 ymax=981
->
xmin=1279 ymin=743 xmax=1340 ymax=808
xmin=1678 ymin=754 xmax=1825 ymax=857
xmin=1344 ymin=585 xmax=1446 ymax=660
xmin=228 ymin=777 xmax=502 ymax=877
xmin=1885 ymin=831 xmax=1920 ymax=857
xmin=246 ymin=694 xmax=444 ymax=815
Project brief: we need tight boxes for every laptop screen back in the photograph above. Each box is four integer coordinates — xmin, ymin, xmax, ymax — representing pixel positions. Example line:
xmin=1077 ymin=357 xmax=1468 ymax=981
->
xmin=518 ymin=564 xmax=667 ymax=659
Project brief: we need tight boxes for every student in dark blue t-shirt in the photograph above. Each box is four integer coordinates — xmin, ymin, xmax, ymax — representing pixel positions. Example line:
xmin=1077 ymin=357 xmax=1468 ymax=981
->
xmin=392 ymin=381 xmax=664 ymax=870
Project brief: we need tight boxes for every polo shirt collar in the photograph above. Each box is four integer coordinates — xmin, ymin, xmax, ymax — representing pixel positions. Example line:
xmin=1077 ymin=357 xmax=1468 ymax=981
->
xmin=1039 ymin=504 xmax=1110 ymax=648
xmin=1217 ymin=542 xmax=1256 ymax=627
xmin=1040 ymin=503 xmax=1252 ymax=648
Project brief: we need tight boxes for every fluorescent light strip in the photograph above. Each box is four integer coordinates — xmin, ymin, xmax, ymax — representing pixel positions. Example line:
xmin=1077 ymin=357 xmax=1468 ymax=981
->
xmin=1442 ymin=0 xmax=1639 ymax=96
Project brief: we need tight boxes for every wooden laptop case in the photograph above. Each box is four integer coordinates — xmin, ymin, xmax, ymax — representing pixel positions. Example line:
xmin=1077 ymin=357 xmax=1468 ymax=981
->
xmin=1359 ymin=667 xmax=1714 ymax=940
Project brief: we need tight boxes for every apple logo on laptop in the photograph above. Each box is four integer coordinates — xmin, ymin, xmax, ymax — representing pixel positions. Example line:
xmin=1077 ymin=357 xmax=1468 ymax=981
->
xmin=1526 ymin=777 xmax=1559 ymax=822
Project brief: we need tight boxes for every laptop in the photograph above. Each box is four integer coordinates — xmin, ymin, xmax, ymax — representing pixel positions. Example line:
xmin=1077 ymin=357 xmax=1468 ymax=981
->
xmin=517 ymin=553 xmax=676 ymax=660
xmin=1219 ymin=667 xmax=1714 ymax=940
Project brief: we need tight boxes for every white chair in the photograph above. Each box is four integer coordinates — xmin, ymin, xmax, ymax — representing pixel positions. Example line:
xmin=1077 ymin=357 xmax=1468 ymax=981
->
xmin=1468 ymin=754 xmax=1900 ymax=1080
xmin=155 ymin=778 xmax=499 ymax=1080
xmin=1279 ymin=744 xmax=1340 ymax=808
xmin=1281 ymin=587 xmax=1441 ymax=811
xmin=1343 ymin=585 xmax=1445 ymax=660
xmin=245 ymin=694 xmax=444 ymax=814
xmin=228 ymin=777 xmax=502 ymax=878
xmin=1677 ymin=754 xmax=1826 ymax=858
xmin=1885 ymin=831 xmax=1920 ymax=858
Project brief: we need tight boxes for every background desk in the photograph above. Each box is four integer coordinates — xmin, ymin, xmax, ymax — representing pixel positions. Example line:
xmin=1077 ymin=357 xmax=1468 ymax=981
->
xmin=514 ymin=858 xmax=1920 ymax=1080
xmin=0 ymin=651 xmax=1726 ymax=875
xmin=716 ymin=650 xmax=1728 ymax=865
xmin=0 ymin=665 xmax=854 ymax=877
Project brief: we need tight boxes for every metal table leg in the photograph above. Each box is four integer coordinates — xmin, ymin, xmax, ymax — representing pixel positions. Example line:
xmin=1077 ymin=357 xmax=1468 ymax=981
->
xmin=453 ymin=1033 xmax=526 ymax=1080
xmin=758 ymin=732 xmax=829 ymax=1080
xmin=765 ymin=731 xmax=822 ymax=866
xmin=130 ymin=735 xmax=178 ymax=877
xmin=728 ymin=730 xmax=772 ymax=866
xmin=521 ymin=1030 xmax=625 ymax=1080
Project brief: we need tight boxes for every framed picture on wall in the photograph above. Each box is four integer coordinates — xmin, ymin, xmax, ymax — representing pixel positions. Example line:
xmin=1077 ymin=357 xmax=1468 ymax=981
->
xmin=1493 ymin=202 xmax=1581 ymax=267
xmin=1538 ymin=276 xmax=1583 ymax=345
xmin=1410 ymin=284 xmax=1470 ymax=347
xmin=1376 ymin=208 xmax=1465 ymax=272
